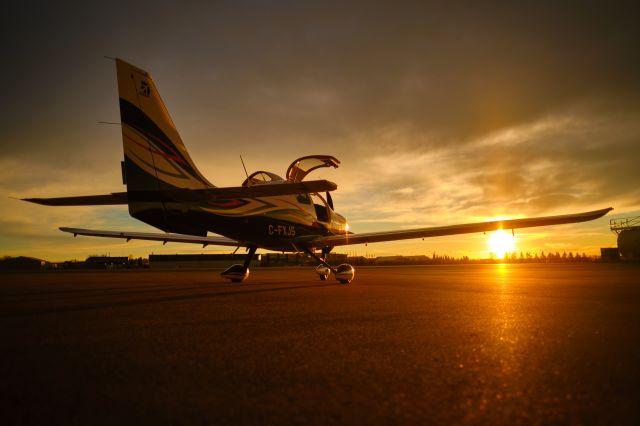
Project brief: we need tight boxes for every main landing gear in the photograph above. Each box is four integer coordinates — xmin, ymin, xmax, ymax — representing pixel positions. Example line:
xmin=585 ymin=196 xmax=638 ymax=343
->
xmin=220 ymin=246 xmax=355 ymax=285
xmin=305 ymin=248 xmax=355 ymax=284
xmin=221 ymin=246 xmax=257 ymax=283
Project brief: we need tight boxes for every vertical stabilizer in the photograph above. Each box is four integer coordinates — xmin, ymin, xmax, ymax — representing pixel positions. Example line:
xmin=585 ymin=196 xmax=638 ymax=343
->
xmin=116 ymin=58 xmax=212 ymax=191
xmin=116 ymin=58 xmax=212 ymax=235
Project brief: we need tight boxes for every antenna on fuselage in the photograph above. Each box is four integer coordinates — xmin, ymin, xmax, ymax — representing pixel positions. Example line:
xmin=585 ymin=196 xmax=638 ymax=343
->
xmin=240 ymin=155 xmax=250 ymax=185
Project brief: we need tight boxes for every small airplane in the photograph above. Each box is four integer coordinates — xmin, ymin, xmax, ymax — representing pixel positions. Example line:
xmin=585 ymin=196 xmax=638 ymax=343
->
xmin=23 ymin=58 xmax=613 ymax=284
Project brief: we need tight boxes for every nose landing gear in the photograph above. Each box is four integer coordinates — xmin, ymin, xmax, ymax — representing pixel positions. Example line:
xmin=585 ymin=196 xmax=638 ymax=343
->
xmin=306 ymin=248 xmax=354 ymax=284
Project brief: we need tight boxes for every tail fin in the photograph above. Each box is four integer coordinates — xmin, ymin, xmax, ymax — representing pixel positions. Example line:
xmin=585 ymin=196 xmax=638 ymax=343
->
xmin=116 ymin=58 xmax=212 ymax=192
xmin=116 ymin=58 xmax=212 ymax=235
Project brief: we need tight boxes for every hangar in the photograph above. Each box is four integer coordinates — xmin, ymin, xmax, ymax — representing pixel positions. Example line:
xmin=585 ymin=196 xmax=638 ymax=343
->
xmin=610 ymin=216 xmax=640 ymax=260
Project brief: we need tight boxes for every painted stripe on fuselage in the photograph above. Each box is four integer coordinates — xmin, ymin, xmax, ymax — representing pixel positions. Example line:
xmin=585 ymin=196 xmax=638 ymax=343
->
xmin=119 ymin=98 xmax=210 ymax=187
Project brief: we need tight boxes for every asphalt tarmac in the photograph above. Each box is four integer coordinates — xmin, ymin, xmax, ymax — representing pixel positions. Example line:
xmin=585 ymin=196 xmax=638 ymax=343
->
xmin=1 ymin=264 xmax=639 ymax=425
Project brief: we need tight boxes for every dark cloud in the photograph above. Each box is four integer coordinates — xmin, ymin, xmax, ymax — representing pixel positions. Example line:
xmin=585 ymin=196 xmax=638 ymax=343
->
xmin=2 ymin=2 xmax=639 ymax=157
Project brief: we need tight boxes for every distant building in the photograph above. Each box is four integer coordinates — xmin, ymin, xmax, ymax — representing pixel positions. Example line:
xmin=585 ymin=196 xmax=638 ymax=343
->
xmin=600 ymin=248 xmax=620 ymax=262
xmin=85 ymin=256 xmax=129 ymax=269
xmin=376 ymin=256 xmax=405 ymax=265
xmin=260 ymin=253 xmax=303 ymax=267
xmin=149 ymin=254 xmax=258 ymax=269
xmin=0 ymin=256 xmax=46 ymax=270
xmin=59 ymin=260 xmax=87 ymax=270
xmin=610 ymin=215 xmax=640 ymax=261
xmin=260 ymin=252 xmax=347 ymax=267
xmin=375 ymin=255 xmax=436 ymax=265
xmin=617 ymin=229 xmax=640 ymax=261
xmin=148 ymin=252 xmax=348 ymax=269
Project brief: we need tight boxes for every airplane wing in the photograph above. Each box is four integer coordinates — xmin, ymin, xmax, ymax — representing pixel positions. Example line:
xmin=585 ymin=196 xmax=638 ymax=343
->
xmin=22 ymin=180 xmax=337 ymax=206
xmin=304 ymin=207 xmax=613 ymax=248
xmin=23 ymin=193 xmax=129 ymax=206
xmin=59 ymin=227 xmax=242 ymax=247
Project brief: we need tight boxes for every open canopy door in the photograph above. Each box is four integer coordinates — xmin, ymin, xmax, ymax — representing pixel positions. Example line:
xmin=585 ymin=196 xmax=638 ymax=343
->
xmin=286 ymin=155 xmax=340 ymax=182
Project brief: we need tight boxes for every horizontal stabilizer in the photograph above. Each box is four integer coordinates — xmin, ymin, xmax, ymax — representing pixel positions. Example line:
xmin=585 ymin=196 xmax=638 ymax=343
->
xmin=23 ymin=180 xmax=337 ymax=206
xmin=200 ymin=179 xmax=337 ymax=199
xmin=59 ymin=227 xmax=242 ymax=247
xmin=304 ymin=207 xmax=614 ymax=248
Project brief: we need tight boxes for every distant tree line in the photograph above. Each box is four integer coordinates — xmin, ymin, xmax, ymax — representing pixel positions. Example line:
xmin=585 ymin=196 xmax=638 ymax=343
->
xmin=497 ymin=251 xmax=595 ymax=263
xmin=341 ymin=251 xmax=599 ymax=266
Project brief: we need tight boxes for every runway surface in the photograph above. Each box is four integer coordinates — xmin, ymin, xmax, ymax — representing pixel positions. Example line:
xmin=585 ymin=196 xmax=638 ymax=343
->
xmin=1 ymin=264 xmax=639 ymax=425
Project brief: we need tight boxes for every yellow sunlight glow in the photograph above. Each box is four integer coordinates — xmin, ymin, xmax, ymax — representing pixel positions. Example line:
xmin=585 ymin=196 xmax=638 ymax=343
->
xmin=488 ymin=229 xmax=515 ymax=259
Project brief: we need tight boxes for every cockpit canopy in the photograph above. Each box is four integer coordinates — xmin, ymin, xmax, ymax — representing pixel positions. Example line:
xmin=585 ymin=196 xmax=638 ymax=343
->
xmin=238 ymin=155 xmax=345 ymax=230
xmin=286 ymin=155 xmax=340 ymax=182
xmin=241 ymin=171 xmax=285 ymax=187
xmin=242 ymin=155 xmax=340 ymax=187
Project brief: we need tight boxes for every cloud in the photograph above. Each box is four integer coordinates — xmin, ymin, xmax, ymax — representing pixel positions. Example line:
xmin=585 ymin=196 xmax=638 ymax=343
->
xmin=1 ymin=2 xmax=637 ymax=258
xmin=332 ymin=105 xmax=640 ymax=233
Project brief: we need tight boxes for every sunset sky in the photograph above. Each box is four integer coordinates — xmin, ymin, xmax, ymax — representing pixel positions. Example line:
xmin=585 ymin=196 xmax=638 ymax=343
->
xmin=1 ymin=1 xmax=638 ymax=261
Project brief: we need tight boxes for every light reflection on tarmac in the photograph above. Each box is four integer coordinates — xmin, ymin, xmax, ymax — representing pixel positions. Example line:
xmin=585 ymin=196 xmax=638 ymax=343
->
xmin=1 ymin=263 xmax=639 ymax=425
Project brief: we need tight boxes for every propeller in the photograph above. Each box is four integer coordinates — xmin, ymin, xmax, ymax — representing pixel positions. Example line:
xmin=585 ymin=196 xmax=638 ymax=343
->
xmin=326 ymin=191 xmax=334 ymax=210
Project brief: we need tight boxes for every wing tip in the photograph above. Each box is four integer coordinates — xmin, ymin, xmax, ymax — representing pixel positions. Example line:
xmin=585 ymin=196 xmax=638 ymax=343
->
xmin=598 ymin=207 xmax=614 ymax=217
xmin=21 ymin=197 xmax=45 ymax=205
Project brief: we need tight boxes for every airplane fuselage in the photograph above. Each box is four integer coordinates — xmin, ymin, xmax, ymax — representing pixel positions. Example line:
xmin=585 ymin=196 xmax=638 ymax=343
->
xmin=129 ymin=193 xmax=348 ymax=251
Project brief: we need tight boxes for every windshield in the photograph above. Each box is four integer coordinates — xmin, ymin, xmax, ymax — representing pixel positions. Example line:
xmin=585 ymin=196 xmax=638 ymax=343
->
xmin=241 ymin=171 xmax=284 ymax=187
xmin=310 ymin=193 xmax=330 ymax=223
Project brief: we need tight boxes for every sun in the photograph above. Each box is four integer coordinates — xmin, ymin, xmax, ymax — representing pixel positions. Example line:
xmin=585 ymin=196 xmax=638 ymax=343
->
xmin=488 ymin=229 xmax=515 ymax=259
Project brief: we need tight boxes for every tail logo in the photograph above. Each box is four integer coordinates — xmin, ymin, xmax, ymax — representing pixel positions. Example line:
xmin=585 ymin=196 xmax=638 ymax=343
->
xmin=139 ymin=81 xmax=150 ymax=97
